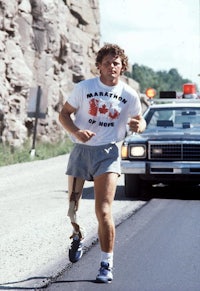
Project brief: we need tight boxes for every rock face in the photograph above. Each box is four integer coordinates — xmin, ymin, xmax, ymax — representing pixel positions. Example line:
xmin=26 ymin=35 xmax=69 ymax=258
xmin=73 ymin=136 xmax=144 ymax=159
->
xmin=0 ymin=0 xmax=100 ymax=147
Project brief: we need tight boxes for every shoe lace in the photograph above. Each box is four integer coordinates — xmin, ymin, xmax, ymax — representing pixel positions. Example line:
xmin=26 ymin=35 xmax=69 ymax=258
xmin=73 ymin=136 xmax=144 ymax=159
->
xmin=99 ymin=262 xmax=111 ymax=275
xmin=70 ymin=236 xmax=81 ymax=251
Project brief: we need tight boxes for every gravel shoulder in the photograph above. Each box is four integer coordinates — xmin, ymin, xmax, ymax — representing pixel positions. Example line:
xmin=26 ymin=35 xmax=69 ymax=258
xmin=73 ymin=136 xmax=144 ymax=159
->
xmin=0 ymin=154 xmax=146 ymax=289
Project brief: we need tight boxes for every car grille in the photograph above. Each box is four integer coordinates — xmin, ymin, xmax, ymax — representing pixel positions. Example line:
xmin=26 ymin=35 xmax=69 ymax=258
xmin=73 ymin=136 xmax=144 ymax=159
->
xmin=149 ymin=141 xmax=200 ymax=161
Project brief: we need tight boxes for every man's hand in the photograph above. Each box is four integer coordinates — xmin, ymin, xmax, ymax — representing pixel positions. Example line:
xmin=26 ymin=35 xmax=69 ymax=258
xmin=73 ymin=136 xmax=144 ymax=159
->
xmin=74 ymin=129 xmax=96 ymax=143
xmin=128 ymin=115 xmax=146 ymax=133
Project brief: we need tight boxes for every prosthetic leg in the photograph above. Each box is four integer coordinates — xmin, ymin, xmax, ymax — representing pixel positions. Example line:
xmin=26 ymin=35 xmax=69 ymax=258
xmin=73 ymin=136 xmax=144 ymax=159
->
xmin=67 ymin=176 xmax=85 ymax=240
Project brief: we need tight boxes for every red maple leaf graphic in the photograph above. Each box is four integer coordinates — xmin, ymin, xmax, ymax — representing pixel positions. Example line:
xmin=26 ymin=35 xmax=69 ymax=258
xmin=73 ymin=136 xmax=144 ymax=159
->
xmin=99 ymin=104 xmax=109 ymax=114
xmin=109 ymin=109 xmax=120 ymax=119
xmin=89 ymin=98 xmax=99 ymax=116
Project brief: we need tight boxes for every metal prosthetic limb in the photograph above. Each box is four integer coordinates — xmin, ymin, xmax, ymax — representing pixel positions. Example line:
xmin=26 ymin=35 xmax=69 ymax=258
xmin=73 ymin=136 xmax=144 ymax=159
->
xmin=67 ymin=177 xmax=85 ymax=239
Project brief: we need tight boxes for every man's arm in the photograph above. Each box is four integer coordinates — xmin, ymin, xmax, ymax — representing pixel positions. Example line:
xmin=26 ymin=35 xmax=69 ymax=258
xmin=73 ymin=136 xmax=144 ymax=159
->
xmin=128 ymin=115 xmax=146 ymax=133
xmin=59 ymin=102 xmax=79 ymax=134
xmin=59 ymin=102 xmax=96 ymax=143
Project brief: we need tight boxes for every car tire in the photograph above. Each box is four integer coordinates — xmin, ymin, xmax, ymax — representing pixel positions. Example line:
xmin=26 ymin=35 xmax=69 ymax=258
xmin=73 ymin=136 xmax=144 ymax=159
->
xmin=124 ymin=174 xmax=151 ymax=200
xmin=124 ymin=174 xmax=141 ymax=198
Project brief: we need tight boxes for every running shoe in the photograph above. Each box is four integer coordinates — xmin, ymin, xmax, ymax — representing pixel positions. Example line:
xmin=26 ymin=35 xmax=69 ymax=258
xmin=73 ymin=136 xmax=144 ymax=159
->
xmin=96 ymin=261 xmax=113 ymax=283
xmin=69 ymin=235 xmax=83 ymax=263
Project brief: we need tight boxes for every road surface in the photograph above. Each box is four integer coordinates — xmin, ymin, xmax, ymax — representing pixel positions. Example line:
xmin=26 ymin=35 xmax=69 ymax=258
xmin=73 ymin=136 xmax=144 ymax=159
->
xmin=0 ymin=153 xmax=145 ymax=290
xmin=45 ymin=197 xmax=200 ymax=291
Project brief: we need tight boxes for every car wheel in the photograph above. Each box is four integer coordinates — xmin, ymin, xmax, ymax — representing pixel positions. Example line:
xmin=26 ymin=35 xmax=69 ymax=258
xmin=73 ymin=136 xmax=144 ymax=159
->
xmin=124 ymin=174 xmax=141 ymax=198
xmin=124 ymin=174 xmax=151 ymax=200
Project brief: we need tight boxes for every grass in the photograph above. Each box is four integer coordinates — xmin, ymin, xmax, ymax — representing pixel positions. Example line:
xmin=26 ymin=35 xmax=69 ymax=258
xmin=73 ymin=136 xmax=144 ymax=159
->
xmin=0 ymin=137 xmax=73 ymax=166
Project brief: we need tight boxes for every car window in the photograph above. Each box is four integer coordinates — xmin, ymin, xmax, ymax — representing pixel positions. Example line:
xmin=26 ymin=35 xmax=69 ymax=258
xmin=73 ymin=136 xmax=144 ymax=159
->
xmin=146 ymin=107 xmax=200 ymax=129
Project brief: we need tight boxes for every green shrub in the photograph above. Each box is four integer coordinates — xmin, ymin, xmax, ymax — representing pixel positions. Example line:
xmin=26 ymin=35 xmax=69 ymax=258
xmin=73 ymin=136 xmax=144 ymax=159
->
xmin=0 ymin=137 xmax=73 ymax=166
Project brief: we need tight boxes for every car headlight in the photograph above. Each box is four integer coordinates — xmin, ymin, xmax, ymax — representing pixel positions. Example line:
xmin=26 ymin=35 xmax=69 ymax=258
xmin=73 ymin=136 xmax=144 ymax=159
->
xmin=130 ymin=145 xmax=146 ymax=158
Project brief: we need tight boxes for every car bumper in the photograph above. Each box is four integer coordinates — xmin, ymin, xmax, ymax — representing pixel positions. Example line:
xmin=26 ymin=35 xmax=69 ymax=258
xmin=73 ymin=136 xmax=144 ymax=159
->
xmin=121 ymin=161 xmax=200 ymax=175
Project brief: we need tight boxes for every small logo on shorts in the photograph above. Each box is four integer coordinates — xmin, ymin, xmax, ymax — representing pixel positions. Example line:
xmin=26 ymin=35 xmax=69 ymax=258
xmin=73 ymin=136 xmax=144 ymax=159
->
xmin=104 ymin=146 xmax=112 ymax=154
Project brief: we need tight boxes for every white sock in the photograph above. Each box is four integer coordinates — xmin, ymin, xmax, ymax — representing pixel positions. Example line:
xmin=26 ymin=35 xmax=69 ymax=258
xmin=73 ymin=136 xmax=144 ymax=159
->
xmin=101 ymin=251 xmax=113 ymax=268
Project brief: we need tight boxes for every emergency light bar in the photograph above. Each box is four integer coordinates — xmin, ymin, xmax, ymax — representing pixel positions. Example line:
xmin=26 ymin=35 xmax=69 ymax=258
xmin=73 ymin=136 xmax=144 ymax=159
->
xmin=159 ymin=91 xmax=176 ymax=98
xmin=145 ymin=83 xmax=199 ymax=102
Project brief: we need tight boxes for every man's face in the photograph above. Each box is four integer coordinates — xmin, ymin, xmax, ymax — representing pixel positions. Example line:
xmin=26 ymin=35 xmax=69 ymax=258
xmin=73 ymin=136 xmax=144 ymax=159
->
xmin=98 ymin=54 xmax=123 ymax=84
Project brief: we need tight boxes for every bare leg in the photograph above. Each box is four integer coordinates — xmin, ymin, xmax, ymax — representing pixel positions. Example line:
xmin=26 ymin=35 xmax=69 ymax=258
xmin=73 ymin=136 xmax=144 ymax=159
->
xmin=94 ymin=172 xmax=118 ymax=253
xmin=67 ymin=175 xmax=85 ymax=239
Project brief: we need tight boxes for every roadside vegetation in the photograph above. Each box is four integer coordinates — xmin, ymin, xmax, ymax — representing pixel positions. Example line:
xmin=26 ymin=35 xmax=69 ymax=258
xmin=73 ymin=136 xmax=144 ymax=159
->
xmin=125 ymin=63 xmax=194 ymax=94
xmin=0 ymin=136 xmax=73 ymax=166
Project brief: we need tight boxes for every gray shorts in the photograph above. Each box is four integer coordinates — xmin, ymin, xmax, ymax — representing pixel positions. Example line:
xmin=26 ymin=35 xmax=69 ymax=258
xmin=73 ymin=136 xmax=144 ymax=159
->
xmin=66 ymin=143 xmax=121 ymax=181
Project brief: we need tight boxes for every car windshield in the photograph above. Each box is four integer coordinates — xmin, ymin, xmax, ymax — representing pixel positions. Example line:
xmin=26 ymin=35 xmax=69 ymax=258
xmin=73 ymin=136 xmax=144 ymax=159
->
xmin=145 ymin=107 xmax=200 ymax=129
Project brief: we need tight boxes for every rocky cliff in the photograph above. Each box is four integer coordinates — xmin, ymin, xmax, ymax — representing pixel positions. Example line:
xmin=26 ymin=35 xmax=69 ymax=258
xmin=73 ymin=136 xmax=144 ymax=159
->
xmin=0 ymin=0 xmax=100 ymax=147
xmin=0 ymin=0 xmax=141 ymax=149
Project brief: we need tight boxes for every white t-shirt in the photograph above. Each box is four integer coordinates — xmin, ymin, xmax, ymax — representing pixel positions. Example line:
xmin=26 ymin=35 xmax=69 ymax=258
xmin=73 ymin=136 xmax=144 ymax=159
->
xmin=66 ymin=77 xmax=141 ymax=146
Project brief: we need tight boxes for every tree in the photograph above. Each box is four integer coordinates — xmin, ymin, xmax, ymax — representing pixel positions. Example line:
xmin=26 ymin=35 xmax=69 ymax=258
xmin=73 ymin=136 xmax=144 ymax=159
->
xmin=125 ymin=63 xmax=194 ymax=94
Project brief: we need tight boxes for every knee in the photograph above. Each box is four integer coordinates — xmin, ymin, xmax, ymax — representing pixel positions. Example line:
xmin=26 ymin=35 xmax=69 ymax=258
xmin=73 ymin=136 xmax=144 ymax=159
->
xmin=96 ymin=204 xmax=112 ymax=222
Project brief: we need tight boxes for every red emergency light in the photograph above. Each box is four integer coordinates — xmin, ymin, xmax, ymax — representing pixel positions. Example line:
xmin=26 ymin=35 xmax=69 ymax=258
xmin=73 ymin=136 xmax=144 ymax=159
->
xmin=183 ymin=83 xmax=196 ymax=95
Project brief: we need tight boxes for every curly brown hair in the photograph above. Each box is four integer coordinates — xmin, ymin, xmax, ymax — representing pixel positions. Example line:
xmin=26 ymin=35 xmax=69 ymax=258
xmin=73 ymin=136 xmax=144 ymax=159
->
xmin=95 ymin=43 xmax=129 ymax=74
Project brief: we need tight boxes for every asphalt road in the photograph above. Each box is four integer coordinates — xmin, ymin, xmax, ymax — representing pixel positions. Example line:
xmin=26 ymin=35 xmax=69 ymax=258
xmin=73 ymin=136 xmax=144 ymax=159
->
xmin=45 ymin=197 xmax=200 ymax=291
xmin=0 ymin=152 xmax=145 ymax=290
